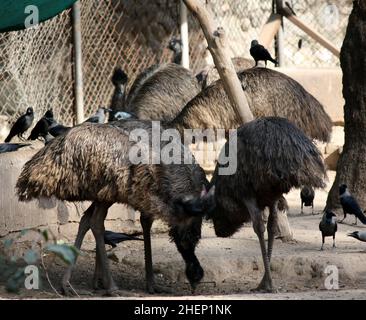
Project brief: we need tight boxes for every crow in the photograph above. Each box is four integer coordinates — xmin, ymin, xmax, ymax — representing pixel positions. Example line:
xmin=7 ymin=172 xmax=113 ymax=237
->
xmin=46 ymin=118 xmax=70 ymax=137
xmin=5 ymin=107 xmax=34 ymax=142
xmin=250 ymin=40 xmax=278 ymax=67
xmin=300 ymin=186 xmax=315 ymax=214
xmin=339 ymin=184 xmax=366 ymax=225
xmin=85 ymin=107 xmax=110 ymax=124
xmin=27 ymin=109 xmax=53 ymax=141
xmin=0 ymin=143 xmax=30 ymax=154
xmin=104 ymin=230 xmax=143 ymax=248
xmin=319 ymin=209 xmax=337 ymax=250
xmin=348 ymin=231 xmax=366 ymax=242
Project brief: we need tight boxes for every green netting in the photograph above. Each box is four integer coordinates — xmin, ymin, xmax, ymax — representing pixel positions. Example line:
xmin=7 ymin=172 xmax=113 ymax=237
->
xmin=0 ymin=0 xmax=77 ymax=32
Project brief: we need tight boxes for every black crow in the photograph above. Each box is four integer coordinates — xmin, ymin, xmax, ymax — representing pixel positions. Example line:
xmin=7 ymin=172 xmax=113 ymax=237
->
xmin=348 ymin=231 xmax=366 ymax=242
xmin=168 ymin=37 xmax=182 ymax=65
xmin=339 ymin=184 xmax=366 ymax=225
xmin=250 ymin=40 xmax=278 ymax=67
xmin=85 ymin=107 xmax=110 ymax=124
xmin=27 ymin=109 xmax=53 ymax=141
xmin=0 ymin=143 xmax=30 ymax=154
xmin=300 ymin=186 xmax=315 ymax=214
xmin=319 ymin=209 xmax=337 ymax=250
xmin=104 ymin=230 xmax=143 ymax=248
xmin=5 ymin=107 xmax=34 ymax=142
xmin=46 ymin=118 xmax=70 ymax=137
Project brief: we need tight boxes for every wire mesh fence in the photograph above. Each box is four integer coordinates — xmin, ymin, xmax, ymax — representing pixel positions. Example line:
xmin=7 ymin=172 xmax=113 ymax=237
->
xmin=0 ymin=0 xmax=352 ymax=130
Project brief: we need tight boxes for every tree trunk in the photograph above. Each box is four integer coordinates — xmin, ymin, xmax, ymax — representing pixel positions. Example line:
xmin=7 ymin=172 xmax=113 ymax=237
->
xmin=182 ymin=0 xmax=254 ymax=123
xmin=183 ymin=0 xmax=292 ymax=240
xmin=326 ymin=0 xmax=366 ymax=212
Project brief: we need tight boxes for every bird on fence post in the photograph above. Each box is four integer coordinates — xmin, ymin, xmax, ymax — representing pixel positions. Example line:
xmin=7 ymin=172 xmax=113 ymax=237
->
xmin=4 ymin=107 xmax=34 ymax=142
xmin=250 ymin=40 xmax=278 ymax=67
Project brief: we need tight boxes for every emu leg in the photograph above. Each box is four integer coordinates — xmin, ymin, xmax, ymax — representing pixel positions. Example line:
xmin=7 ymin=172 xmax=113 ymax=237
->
xmin=258 ymin=203 xmax=278 ymax=290
xmin=90 ymin=202 xmax=117 ymax=294
xmin=247 ymin=199 xmax=274 ymax=292
xmin=140 ymin=214 xmax=155 ymax=294
xmin=61 ymin=203 xmax=95 ymax=295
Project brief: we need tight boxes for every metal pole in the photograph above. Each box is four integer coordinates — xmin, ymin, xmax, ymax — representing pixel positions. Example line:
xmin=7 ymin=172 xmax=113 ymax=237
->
xmin=180 ymin=1 xmax=190 ymax=69
xmin=72 ymin=1 xmax=84 ymax=124
xmin=275 ymin=0 xmax=284 ymax=67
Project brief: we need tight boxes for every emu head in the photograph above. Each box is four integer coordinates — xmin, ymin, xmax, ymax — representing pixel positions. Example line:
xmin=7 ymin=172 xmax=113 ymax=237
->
xmin=168 ymin=37 xmax=182 ymax=53
xmin=250 ymin=39 xmax=258 ymax=48
xmin=174 ymin=185 xmax=216 ymax=218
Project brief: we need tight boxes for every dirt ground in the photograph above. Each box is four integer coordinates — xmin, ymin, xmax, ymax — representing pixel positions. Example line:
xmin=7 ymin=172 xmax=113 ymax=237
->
xmin=1 ymin=170 xmax=366 ymax=300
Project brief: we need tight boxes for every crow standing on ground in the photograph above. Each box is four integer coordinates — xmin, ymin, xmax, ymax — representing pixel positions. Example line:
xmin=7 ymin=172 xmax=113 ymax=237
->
xmin=250 ymin=40 xmax=278 ymax=67
xmin=300 ymin=186 xmax=315 ymax=214
xmin=85 ymin=107 xmax=110 ymax=124
xmin=4 ymin=107 xmax=34 ymax=142
xmin=319 ymin=209 xmax=337 ymax=250
xmin=27 ymin=109 xmax=53 ymax=141
xmin=348 ymin=231 xmax=366 ymax=243
xmin=0 ymin=143 xmax=30 ymax=154
xmin=104 ymin=230 xmax=143 ymax=248
xmin=339 ymin=184 xmax=366 ymax=225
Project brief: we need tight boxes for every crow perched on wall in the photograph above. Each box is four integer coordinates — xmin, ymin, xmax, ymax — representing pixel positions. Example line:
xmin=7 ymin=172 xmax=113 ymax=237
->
xmin=319 ymin=209 xmax=337 ymax=250
xmin=348 ymin=231 xmax=366 ymax=242
xmin=250 ymin=40 xmax=278 ymax=67
xmin=27 ymin=109 xmax=53 ymax=141
xmin=5 ymin=107 xmax=34 ymax=142
xmin=300 ymin=186 xmax=315 ymax=214
xmin=339 ymin=184 xmax=366 ymax=225
xmin=0 ymin=143 xmax=30 ymax=154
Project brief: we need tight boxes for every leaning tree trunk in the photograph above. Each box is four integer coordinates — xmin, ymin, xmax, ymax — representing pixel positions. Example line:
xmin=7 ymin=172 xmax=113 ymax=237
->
xmin=326 ymin=0 xmax=366 ymax=211
xmin=183 ymin=0 xmax=293 ymax=240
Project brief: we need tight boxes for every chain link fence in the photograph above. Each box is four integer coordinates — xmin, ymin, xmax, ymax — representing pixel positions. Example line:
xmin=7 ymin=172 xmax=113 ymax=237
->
xmin=0 ymin=0 xmax=352 ymax=130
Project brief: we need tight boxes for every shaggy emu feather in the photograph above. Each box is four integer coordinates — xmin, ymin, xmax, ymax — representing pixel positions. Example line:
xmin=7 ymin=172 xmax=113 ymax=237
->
xmin=122 ymin=63 xmax=201 ymax=122
xmin=16 ymin=120 xmax=209 ymax=295
xmin=203 ymin=117 xmax=326 ymax=292
xmin=171 ymin=68 xmax=332 ymax=142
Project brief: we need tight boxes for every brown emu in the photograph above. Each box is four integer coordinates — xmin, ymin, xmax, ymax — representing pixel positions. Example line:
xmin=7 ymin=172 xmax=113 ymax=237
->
xmin=122 ymin=63 xmax=201 ymax=122
xmin=199 ymin=117 xmax=326 ymax=292
xmin=171 ymin=68 xmax=332 ymax=142
xmin=16 ymin=120 xmax=210 ymax=294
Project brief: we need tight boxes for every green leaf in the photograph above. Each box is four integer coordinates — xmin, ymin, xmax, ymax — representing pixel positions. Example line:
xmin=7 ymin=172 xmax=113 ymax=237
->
xmin=23 ymin=249 xmax=39 ymax=265
xmin=6 ymin=267 xmax=25 ymax=293
xmin=3 ymin=238 xmax=13 ymax=248
xmin=45 ymin=244 xmax=79 ymax=265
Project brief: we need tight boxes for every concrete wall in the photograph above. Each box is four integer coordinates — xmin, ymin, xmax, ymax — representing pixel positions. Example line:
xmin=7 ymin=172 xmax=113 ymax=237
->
xmin=279 ymin=67 xmax=344 ymax=125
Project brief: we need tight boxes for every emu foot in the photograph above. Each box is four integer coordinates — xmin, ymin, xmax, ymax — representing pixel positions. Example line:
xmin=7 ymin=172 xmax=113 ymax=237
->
xmin=251 ymin=276 xmax=276 ymax=293
xmin=146 ymin=282 xmax=172 ymax=294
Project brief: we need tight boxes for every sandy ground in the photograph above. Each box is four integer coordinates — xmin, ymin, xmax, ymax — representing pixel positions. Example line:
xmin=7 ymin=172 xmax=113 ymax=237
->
xmin=1 ymin=171 xmax=366 ymax=300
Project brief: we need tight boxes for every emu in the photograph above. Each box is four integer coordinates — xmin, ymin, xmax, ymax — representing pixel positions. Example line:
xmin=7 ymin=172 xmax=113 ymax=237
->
xmin=171 ymin=68 xmax=332 ymax=143
xmin=121 ymin=63 xmax=201 ymax=122
xmin=16 ymin=120 xmax=210 ymax=295
xmin=199 ymin=117 xmax=326 ymax=292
